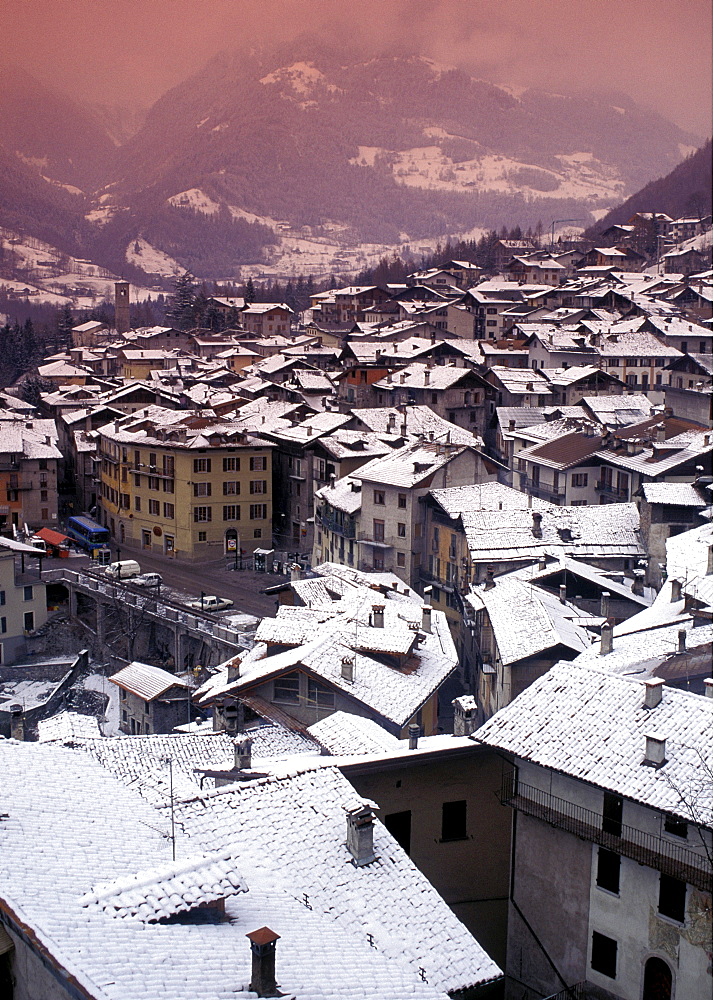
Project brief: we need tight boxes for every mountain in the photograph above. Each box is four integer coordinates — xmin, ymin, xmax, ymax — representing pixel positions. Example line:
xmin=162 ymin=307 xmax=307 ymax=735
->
xmin=587 ymin=140 xmax=713 ymax=236
xmin=0 ymin=46 xmax=704 ymax=279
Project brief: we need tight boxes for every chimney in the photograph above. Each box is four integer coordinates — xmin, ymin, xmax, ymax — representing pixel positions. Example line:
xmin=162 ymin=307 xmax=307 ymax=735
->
xmin=484 ymin=566 xmax=495 ymax=590
xmin=644 ymin=678 xmax=664 ymax=709
xmin=600 ymin=591 xmax=610 ymax=618
xmin=644 ymin=734 xmax=667 ymax=767
xmin=632 ymin=569 xmax=645 ymax=596
xmin=9 ymin=704 xmax=24 ymax=741
xmin=421 ymin=606 xmax=432 ymax=633
xmin=600 ymin=623 xmax=613 ymax=655
xmin=708 ymin=546 xmax=713 ymax=576
xmin=677 ymin=629 xmax=687 ymax=653
xmin=452 ymin=694 xmax=478 ymax=736
xmin=704 ymin=678 xmax=713 ymax=699
xmin=246 ymin=928 xmax=280 ymax=998
xmin=290 ymin=563 xmax=302 ymax=583
xmin=424 ymin=371 xmax=430 ymax=385
xmin=408 ymin=723 xmax=420 ymax=750
xmin=345 ymin=802 xmax=378 ymax=866
xmin=341 ymin=656 xmax=354 ymax=682
xmin=705 ymin=433 xmax=711 ymax=447
xmin=371 ymin=604 xmax=385 ymax=628
xmin=400 ymin=372 xmax=406 ymax=384
xmin=234 ymin=736 xmax=253 ymax=770
xmin=670 ymin=578 xmax=682 ymax=602
xmin=538 ymin=556 xmax=547 ymax=571
xmin=559 ymin=584 xmax=567 ymax=603
xmin=508 ymin=419 xmax=516 ymax=432
xmin=531 ymin=511 xmax=543 ymax=538
xmin=227 ymin=658 xmax=241 ymax=683
xmin=656 ymin=424 xmax=666 ymax=442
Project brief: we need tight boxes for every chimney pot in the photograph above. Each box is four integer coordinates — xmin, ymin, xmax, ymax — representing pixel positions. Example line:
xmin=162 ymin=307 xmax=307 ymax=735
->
xmin=670 ymin=578 xmax=682 ymax=602
xmin=246 ymin=927 xmax=280 ymax=998
xmin=234 ymin=736 xmax=253 ymax=770
xmin=421 ymin=605 xmax=432 ymax=633
xmin=600 ymin=623 xmax=613 ymax=655
xmin=508 ymin=418 xmax=516 ymax=431
xmin=452 ymin=694 xmax=478 ymax=736
xmin=559 ymin=584 xmax=567 ymax=603
xmin=371 ymin=604 xmax=385 ymax=628
xmin=677 ymin=629 xmax=687 ymax=653
xmin=484 ymin=566 xmax=495 ymax=590
xmin=531 ymin=511 xmax=543 ymax=537
xmin=341 ymin=656 xmax=354 ymax=682
xmin=704 ymin=678 xmax=713 ymax=699
xmin=408 ymin=723 xmax=420 ymax=750
xmin=538 ymin=556 xmax=547 ymax=571
xmin=227 ymin=658 xmax=241 ymax=683
xmin=644 ymin=734 xmax=667 ymax=767
xmin=290 ymin=563 xmax=303 ymax=583
xmin=345 ymin=802 xmax=378 ymax=865
xmin=644 ymin=678 xmax=664 ymax=708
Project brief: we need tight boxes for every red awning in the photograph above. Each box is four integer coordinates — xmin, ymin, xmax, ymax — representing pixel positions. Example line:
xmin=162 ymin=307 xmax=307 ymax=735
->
xmin=35 ymin=528 xmax=70 ymax=546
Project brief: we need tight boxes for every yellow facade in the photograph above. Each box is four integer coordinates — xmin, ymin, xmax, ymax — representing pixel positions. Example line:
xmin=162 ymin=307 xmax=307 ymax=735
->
xmin=99 ymin=431 xmax=272 ymax=563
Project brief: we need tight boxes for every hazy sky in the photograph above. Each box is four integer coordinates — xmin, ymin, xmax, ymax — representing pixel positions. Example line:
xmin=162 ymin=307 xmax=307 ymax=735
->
xmin=3 ymin=0 xmax=712 ymax=135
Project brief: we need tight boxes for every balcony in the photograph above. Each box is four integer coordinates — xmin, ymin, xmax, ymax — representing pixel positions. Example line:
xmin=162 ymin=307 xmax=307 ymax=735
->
xmin=595 ymin=480 xmax=629 ymax=500
xmin=501 ymin=773 xmax=711 ymax=892
xmin=318 ymin=509 xmax=356 ymax=538
xmin=526 ymin=478 xmax=566 ymax=503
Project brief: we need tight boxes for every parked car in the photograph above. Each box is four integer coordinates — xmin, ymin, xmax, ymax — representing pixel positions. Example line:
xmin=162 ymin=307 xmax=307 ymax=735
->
xmin=131 ymin=573 xmax=163 ymax=588
xmin=187 ymin=595 xmax=234 ymax=612
xmin=104 ymin=560 xmax=141 ymax=580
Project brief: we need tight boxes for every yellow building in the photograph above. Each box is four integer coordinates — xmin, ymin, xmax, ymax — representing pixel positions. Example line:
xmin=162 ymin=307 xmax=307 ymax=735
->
xmin=98 ymin=409 xmax=272 ymax=563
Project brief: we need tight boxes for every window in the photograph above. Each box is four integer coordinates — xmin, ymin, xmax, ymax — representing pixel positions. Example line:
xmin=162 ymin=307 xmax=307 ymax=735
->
xmin=658 ymin=875 xmax=686 ymax=922
xmin=591 ymin=931 xmax=617 ymax=979
xmin=193 ymin=507 xmax=212 ymax=522
xmin=249 ymin=480 xmax=266 ymax=494
xmin=148 ymin=499 xmax=160 ymax=516
xmin=163 ymin=478 xmax=174 ymax=493
xmin=24 ymin=611 xmax=34 ymax=631
xmin=6 ymin=490 xmax=18 ymax=503
xmin=193 ymin=482 xmax=211 ymax=497
xmin=396 ymin=522 xmax=406 ymax=538
xmin=38 ymin=459 xmax=47 ymax=470
xmin=571 ymin=473 xmax=588 ymax=488
xmin=431 ymin=392 xmax=438 ymax=404
xmin=193 ymin=458 xmax=211 ymax=473
xmin=398 ymin=493 xmax=407 ymax=508
xmin=23 ymin=585 xmax=33 ymax=601
xmin=163 ymin=502 xmax=174 ymax=519
xmin=250 ymin=504 xmax=267 ymax=520
xmin=223 ymin=456 xmax=240 ymax=472
xmin=197 ymin=531 xmax=207 ymax=541
xmin=134 ymin=450 xmax=141 ymax=468
xmin=162 ymin=455 xmax=174 ymax=476
xmin=441 ymin=800 xmax=467 ymax=841
xmin=148 ymin=477 xmax=159 ymax=490
xmin=0 ymin=591 xmax=5 ymax=606
xmin=134 ymin=474 xmax=141 ymax=488
xmin=373 ymin=519 xmax=385 ymax=542
xmin=223 ymin=481 xmax=240 ymax=495
xmin=397 ymin=552 xmax=405 ymax=567
xmin=148 ymin=452 xmax=157 ymax=468
xmin=274 ymin=671 xmax=299 ymax=703
xmin=120 ymin=493 xmax=130 ymax=509
xmin=664 ymin=815 xmax=687 ymax=839
xmin=0 ymin=618 xmax=5 ymax=634
xmin=40 ymin=490 xmax=48 ymax=502
xmin=596 ymin=849 xmax=620 ymax=894
xmin=307 ymin=678 xmax=335 ymax=709
xmin=373 ymin=490 xmax=385 ymax=505
xmin=384 ymin=810 xmax=411 ymax=854
xmin=250 ymin=456 xmax=267 ymax=471
xmin=253 ymin=528 xmax=262 ymax=538
xmin=223 ymin=505 xmax=240 ymax=521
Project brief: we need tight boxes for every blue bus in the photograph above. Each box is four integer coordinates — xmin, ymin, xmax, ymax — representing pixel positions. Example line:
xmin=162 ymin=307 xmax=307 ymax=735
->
xmin=66 ymin=515 xmax=111 ymax=562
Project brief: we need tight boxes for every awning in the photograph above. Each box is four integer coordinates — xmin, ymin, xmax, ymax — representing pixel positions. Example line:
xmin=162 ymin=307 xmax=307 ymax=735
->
xmin=35 ymin=527 xmax=70 ymax=546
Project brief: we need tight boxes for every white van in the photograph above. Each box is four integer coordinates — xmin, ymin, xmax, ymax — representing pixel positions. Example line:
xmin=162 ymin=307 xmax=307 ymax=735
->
xmin=104 ymin=559 xmax=141 ymax=580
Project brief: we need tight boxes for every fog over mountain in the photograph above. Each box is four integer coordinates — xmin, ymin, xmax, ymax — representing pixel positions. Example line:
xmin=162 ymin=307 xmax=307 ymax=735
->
xmin=0 ymin=34 xmax=708 ymax=279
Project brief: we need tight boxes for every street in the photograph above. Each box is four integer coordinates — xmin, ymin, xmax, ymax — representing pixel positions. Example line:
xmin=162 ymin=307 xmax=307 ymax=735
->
xmin=45 ymin=548 xmax=286 ymax=619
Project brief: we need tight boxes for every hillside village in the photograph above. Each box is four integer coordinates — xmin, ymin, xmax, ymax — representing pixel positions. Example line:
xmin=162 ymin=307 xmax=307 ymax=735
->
xmin=0 ymin=212 xmax=712 ymax=1000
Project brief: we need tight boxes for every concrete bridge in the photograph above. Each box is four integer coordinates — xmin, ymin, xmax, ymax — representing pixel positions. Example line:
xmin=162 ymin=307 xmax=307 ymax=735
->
xmin=42 ymin=567 xmax=255 ymax=668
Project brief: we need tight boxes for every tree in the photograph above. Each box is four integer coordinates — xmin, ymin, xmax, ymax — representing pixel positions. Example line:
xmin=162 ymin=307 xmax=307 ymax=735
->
xmin=57 ymin=303 xmax=74 ymax=351
xmin=166 ymin=271 xmax=197 ymax=330
xmin=245 ymin=277 xmax=256 ymax=304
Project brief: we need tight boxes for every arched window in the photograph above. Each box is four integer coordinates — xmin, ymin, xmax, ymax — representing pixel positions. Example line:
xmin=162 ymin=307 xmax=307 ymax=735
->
xmin=643 ymin=956 xmax=672 ymax=1000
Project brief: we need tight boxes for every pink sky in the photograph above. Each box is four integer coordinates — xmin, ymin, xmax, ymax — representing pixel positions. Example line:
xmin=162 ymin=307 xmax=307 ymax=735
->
xmin=2 ymin=0 xmax=711 ymax=135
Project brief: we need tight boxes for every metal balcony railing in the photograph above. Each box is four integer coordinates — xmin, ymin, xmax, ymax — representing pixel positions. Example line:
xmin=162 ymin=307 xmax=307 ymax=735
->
xmin=526 ymin=479 xmax=566 ymax=502
xmin=595 ymin=481 xmax=629 ymax=499
xmin=318 ymin=509 xmax=356 ymax=538
xmin=501 ymin=773 xmax=711 ymax=892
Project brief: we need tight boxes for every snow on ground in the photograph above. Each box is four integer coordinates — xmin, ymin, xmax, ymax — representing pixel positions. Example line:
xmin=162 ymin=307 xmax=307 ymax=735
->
xmin=167 ymin=188 xmax=222 ymax=215
xmin=125 ymin=237 xmax=181 ymax=276
xmin=0 ymin=679 xmax=58 ymax=712
xmin=350 ymin=143 xmax=625 ymax=203
xmin=259 ymin=61 xmax=339 ymax=97
xmin=83 ymin=671 xmax=121 ymax=736
xmin=41 ymin=176 xmax=84 ymax=196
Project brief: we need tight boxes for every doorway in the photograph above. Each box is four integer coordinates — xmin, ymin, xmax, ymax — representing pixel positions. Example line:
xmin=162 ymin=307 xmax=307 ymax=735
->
xmin=643 ymin=956 xmax=672 ymax=1000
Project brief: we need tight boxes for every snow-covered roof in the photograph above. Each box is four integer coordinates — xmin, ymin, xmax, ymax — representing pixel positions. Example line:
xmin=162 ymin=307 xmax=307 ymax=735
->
xmin=109 ymin=661 xmax=190 ymax=700
xmin=316 ymin=475 xmax=363 ymax=514
xmin=428 ymin=481 xmax=553 ymax=517
xmin=665 ymin=522 xmax=713 ymax=609
xmin=373 ymin=363 xmax=472 ymax=391
xmin=80 ymin=848 xmax=248 ymax=921
xmin=640 ymin=482 xmax=708 ymax=506
xmin=349 ymin=405 xmax=479 ymax=446
xmin=352 ymin=440 xmax=475 ymax=489
xmin=475 ymin=661 xmax=713 ymax=825
xmin=308 ymin=711 xmax=402 ymax=756
xmin=37 ymin=711 xmax=101 ymax=742
xmin=0 ymin=740 xmax=499 ymax=999
xmin=0 ymin=418 xmax=62 ymax=460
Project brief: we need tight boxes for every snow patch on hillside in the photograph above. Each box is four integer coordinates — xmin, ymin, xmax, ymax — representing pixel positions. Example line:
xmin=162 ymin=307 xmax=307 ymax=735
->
xmin=260 ymin=61 xmax=339 ymax=97
xmin=167 ymin=188 xmax=221 ymax=214
xmin=126 ymin=238 xmax=181 ymax=275
xmin=41 ymin=176 xmax=84 ymax=196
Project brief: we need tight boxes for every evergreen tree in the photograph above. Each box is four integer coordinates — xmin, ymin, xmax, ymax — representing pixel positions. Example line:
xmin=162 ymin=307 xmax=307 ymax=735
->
xmin=57 ymin=303 xmax=74 ymax=351
xmin=166 ymin=271 xmax=197 ymax=330
xmin=245 ymin=277 xmax=256 ymax=304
